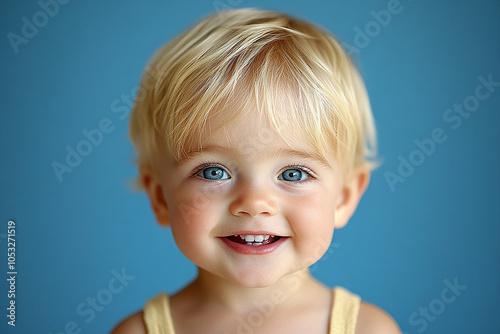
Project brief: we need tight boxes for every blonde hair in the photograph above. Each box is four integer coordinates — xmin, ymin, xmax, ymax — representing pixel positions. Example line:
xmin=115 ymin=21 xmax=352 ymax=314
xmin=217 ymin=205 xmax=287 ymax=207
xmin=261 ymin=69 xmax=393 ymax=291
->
xmin=130 ymin=8 xmax=377 ymax=181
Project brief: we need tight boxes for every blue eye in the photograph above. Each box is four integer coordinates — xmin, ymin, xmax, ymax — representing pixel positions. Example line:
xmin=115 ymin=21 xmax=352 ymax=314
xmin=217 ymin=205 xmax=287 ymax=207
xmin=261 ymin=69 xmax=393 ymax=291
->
xmin=198 ymin=166 xmax=230 ymax=180
xmin=278 ymin=168 xmax=309 ymax=182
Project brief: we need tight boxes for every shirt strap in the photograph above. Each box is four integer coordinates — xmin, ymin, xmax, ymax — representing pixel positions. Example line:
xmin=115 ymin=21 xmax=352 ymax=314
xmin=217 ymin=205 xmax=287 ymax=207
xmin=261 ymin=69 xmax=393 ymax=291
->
xmin=329 ymin=287 xmax=361 ymax=334
xmin=143 ymin=293 xmax=175 ymax=334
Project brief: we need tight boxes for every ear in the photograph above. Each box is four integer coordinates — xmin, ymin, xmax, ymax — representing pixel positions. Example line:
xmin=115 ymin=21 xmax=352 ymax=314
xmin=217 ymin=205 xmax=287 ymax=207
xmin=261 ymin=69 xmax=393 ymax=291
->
xmin=140 ymin=165 xmax=170 ymax=226
xmin=334 ymin=165 xmax=370 ymax=229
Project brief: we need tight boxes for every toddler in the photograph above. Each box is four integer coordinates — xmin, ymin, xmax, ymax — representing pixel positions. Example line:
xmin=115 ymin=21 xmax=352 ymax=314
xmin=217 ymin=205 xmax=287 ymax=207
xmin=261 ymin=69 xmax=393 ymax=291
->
xmin=112 ymin=8 xmax=400 ymax=334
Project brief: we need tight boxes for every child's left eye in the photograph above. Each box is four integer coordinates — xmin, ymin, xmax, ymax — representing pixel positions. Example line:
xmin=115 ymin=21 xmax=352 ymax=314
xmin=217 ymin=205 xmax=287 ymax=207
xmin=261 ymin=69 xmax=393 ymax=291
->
xmin=278 ymin=168 xmax=310 ymax=182
xmin=197 ymin=166 xmax=230 ymax=180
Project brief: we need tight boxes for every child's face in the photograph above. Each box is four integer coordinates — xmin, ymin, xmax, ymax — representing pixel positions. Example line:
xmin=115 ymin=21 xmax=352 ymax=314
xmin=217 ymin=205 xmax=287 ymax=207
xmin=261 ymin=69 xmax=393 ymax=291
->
xmin=143 ymin=109 xmax=367 ymax=288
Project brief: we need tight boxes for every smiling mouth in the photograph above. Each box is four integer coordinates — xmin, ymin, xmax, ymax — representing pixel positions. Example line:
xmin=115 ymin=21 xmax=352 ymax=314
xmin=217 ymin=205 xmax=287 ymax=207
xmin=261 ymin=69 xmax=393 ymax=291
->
xmin=224 ymin=234 xmax=282 ymax=246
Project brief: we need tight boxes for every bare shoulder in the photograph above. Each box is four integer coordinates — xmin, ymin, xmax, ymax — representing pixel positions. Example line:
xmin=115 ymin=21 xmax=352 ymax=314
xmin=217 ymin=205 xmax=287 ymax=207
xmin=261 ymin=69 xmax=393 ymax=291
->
xmin=355 ymin=301 xmax=401 ymax=334
xmin=110 ymin=311 xmax=147 ymax=334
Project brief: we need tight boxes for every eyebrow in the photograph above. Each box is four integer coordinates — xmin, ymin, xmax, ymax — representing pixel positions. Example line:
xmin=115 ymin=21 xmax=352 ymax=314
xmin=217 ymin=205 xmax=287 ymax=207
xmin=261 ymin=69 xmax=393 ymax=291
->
xmin=176 ymin=145 xmax=331 ymax=168
xmin=175 ymin=145 xmax=235 ymax=166
xmin=278 ymin=148 xmax=331 ymax=168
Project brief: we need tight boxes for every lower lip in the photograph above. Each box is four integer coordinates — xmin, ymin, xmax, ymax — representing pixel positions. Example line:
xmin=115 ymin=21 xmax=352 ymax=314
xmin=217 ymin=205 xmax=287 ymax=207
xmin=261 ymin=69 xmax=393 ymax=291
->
xmin=219 ymin=237 xmax=287 ymax=255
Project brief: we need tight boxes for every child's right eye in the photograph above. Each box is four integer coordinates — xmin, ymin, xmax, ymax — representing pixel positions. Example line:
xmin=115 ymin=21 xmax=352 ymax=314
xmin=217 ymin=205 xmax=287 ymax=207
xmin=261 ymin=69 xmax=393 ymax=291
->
xmin=196 ymin=165 xmax=231 ymax=180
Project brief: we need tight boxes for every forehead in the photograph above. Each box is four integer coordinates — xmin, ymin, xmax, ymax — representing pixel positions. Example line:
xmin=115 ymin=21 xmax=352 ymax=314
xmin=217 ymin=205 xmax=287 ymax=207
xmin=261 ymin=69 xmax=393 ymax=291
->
xmin=202 ymin=83 xmax=306 ymax=148
xmin=188 ymin=108 xmax=334 ymax=170
xmin=167 ymin=74 xmax=341 ymax=171
xmin=210 ymin=110 xmax=276 ymax=146
xmin=203 ymin=96 xmax=289 ymax=143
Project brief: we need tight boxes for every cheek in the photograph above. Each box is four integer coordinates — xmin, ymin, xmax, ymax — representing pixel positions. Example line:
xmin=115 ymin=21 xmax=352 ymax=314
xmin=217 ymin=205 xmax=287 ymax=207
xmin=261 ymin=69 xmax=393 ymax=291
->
xmin=286 ymin=193 xmax=337 ymax=263
xmin=168 ymin=183 xmax=224 ymax=228
xmin=167 ymin=185 xmax=225 ymax=257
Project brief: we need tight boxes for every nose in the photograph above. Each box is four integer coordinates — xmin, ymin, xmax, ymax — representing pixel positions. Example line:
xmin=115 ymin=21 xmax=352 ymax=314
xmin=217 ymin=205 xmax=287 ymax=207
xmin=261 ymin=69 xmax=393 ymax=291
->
xmin=229 ymin=182 xmax=279 ymax=217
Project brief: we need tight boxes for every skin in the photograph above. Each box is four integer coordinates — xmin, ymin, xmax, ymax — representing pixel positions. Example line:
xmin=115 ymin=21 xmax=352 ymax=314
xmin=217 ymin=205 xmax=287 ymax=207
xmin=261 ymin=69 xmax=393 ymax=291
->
xmin=112 ymin=111 xmax=401 ymax=334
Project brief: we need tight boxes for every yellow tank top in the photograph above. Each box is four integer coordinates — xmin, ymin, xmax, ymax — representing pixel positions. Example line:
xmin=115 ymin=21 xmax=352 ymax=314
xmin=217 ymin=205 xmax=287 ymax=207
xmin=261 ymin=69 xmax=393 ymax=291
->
xmin=143 ymin=286 xmax=360 ymax=334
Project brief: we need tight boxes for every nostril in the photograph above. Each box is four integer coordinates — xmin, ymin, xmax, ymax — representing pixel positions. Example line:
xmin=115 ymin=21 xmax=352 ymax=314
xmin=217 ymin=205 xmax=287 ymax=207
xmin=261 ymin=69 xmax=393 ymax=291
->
xmin=229 ymin=194 xmax=278 ymax=217
xmin=236 ymin=209 xmax=272 ymax=217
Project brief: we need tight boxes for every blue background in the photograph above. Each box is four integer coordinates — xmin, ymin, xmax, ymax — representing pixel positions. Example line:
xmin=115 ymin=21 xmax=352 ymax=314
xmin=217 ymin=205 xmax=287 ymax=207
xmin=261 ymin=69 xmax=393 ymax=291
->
xmin=1 ymin=0 xmax=499 ymax=333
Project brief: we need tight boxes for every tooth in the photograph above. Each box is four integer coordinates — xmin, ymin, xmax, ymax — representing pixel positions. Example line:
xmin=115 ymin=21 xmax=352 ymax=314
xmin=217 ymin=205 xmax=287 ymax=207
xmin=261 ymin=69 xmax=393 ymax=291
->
xmin=244 ymin=235 xmax=255 ymax=242
xmin=254 ymin=235 xmax=264 ymax=243
xmin=264 ymin=235 xmax=270 ymax=241
xmin=253 ymin=243 xmax=262 ymax=246
xmin=239 ymin=235 xmax=245 ymax=239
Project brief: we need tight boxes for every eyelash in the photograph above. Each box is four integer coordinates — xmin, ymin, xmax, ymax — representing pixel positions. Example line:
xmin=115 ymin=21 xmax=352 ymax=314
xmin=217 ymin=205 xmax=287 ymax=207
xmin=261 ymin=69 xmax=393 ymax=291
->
xmin=191 ymin=162 xmax=316 ymax=183
xmin=190 ymin=162 xmax=231 ymax=180
xmin=279 ymin=164 xmax=316 ymax=183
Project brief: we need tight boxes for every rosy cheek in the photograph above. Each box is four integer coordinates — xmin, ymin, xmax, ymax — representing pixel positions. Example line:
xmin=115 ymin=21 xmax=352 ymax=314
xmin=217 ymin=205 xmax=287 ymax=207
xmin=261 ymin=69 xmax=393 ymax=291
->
xmin=169 ymin=197 xmax=211 ymax=260
xmin=170 ymin=185 xmax=225 ymax=236
xmin=171 ymin=185 xmax=209 ymax=221
xmin=286 ymin=195 xmax=336 ymax=254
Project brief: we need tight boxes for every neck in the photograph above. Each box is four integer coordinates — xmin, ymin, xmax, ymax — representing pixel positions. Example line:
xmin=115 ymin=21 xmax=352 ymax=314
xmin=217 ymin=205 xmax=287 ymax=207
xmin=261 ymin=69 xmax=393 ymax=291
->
xmin=175 ymin=267 xmax=324 ymax=314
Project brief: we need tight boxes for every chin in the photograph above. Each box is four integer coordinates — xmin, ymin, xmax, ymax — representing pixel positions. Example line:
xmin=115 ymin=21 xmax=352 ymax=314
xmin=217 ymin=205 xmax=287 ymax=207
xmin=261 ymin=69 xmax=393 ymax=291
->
xmin=228 ymin=270 xmax=282 ymax=288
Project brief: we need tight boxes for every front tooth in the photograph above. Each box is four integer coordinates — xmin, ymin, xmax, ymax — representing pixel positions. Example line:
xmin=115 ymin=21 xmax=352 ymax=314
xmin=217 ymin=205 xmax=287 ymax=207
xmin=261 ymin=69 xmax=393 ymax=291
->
xmin=254 ymin=235 xmax=264 ymax=243
xmin=244 ymin=235 xmax=255 ymax=242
